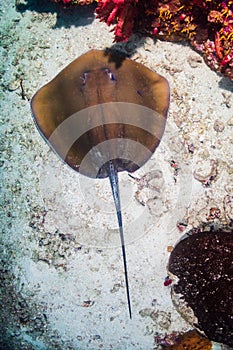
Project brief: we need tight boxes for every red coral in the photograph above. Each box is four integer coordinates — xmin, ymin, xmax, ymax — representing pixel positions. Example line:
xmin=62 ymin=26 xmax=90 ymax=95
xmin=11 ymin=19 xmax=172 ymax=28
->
xmin=96 ymin=0 xmax=139 ymax=42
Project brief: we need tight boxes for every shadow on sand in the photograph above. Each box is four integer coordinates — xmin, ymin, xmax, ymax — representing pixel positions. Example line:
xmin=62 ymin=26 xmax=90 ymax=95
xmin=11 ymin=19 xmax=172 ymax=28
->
xmin=16 ymin=0 xmax=97 ymax=28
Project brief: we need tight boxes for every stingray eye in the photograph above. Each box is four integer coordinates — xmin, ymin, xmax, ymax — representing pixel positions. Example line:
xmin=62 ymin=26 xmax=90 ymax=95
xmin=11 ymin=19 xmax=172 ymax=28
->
xmin=81 ymin=71 xmax=90 ymax=85
xmin=104 ymin=68 xmax=116 ymax=81
xmin=109 ymin=72 xmax=116 ymax=81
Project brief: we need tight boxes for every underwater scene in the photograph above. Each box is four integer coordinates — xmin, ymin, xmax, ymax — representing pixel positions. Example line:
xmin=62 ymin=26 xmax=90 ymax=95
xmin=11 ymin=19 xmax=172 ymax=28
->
xmin=0 ymin=0 xmax=232 ymax=349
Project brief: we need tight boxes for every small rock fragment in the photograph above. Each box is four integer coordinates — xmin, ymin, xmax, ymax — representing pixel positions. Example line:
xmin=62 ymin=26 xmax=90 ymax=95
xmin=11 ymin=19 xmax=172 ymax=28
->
xmin=188 ymin=54 xmax=203 ymax=68
xmin=110 ymin=282 xmax=122 ymax=293
xmin=193 ymin=159 xmax=218 ymax=186
xmin=227 ymin=116 xmax=233 ymax=126
xmin=82 ymin=300 xmax=94 ymax=307
xmin=167 ymin=245 xmax=174 ymax=252
xmin=213 ymin=119 xmax=225 ymax=132
xmin=8 ymin=80 xmax=20 ymax=91
xmin=139 ymin=308 xmax=153 ymax=318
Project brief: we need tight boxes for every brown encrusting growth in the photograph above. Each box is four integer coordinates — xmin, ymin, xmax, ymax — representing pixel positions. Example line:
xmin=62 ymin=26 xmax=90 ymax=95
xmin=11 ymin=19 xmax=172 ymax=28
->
xmin=168 ymin=230 xmax=233 ymax=347
xmin=164 ymin=330 xmax=212 ymax=349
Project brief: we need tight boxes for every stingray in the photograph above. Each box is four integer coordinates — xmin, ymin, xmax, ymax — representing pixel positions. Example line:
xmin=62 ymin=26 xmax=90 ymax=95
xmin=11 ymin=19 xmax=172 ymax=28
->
xmin=31 ymin=49 xmax=170 ymax=318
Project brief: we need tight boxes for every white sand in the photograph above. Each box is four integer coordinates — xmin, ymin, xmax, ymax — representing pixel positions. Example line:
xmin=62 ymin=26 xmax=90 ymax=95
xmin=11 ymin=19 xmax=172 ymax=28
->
xmin=0 ymin=0 xmax=232 ymax=349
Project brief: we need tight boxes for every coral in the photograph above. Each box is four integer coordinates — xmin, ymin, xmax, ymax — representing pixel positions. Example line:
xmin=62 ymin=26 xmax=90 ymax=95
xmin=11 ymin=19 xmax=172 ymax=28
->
xmin=160 ymin=330 xmax=212 ymax=349
xmin=154 ymin=330 xmax=212 ymax=348
xmin=95 ymin=0 xmax=233 ymax=80
xmin=95 ymin=0 xmax=161 ymax=42
xmin=168 ymin=230 xmax=233 ymax=347
xmin=53 ymin=0 xmax=95 ymax=5
xmin=50 ymin=0 xmax=233 ymax=80
xmin=95 ymin=0 xmax=139 ymax=42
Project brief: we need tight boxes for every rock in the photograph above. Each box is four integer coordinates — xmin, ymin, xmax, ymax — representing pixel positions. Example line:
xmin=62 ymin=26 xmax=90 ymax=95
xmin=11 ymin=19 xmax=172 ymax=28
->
xmin=168 ymin=229 xmax=233 ymax=347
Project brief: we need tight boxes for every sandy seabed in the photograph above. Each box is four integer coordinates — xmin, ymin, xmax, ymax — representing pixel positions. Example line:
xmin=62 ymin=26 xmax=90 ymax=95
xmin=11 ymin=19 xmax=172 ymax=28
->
xmin=0 ymin=0 xmax=232 ymax=349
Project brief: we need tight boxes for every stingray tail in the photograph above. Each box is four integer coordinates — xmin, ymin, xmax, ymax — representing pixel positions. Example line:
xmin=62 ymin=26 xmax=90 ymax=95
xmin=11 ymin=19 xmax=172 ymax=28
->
xmin=108 ymin=160 xmax=132 ymax=319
